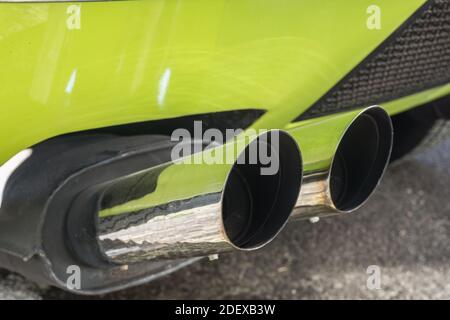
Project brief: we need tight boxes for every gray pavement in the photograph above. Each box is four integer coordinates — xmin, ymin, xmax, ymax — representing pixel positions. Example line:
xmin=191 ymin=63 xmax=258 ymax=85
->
xmin=1 ymin=139 xmax=450 ymax=300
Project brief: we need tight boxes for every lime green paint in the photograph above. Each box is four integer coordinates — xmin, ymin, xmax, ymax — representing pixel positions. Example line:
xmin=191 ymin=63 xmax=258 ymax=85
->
xmin=384 ymin=83 xmax=450 ymax=116
xmin=0 ymin=0 xmax=430 ymax=165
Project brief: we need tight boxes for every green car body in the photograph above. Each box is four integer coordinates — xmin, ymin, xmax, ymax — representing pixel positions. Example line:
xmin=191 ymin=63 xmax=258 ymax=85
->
xmin=1 ymin=0 xmax=450 ymax=165
xmin=0 ymin=0 xmax=450 ymax=294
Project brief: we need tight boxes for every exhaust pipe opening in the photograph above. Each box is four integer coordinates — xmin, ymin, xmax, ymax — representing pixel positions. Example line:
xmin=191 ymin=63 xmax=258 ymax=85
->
xmin=222 ymin=131 xmax=303 ymax=249
xmin=330 ymin=107 xmax=393 ymax=212
xmin=290 ymin=106 xmax=393 ymax=220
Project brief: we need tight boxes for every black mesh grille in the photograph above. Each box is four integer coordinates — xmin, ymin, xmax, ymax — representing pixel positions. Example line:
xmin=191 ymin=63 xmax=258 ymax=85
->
xmin=297 ymin=0 xmax=450 ymax=121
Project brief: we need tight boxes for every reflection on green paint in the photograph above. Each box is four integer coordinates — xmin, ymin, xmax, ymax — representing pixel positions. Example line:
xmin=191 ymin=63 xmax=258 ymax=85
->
xmin=288 ymin=109 xmax=365 ymax=173
xmin=99 ymin=133 xmax=255 ymax=218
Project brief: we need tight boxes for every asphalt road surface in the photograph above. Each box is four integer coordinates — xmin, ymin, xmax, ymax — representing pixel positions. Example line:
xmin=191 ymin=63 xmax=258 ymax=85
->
xmin=1 ymin=139 xmax=449 ymax=300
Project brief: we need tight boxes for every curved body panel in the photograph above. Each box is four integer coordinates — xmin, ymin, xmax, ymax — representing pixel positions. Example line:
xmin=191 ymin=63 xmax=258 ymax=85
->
xmin=3 ymin=0 xmax=449 ymax=164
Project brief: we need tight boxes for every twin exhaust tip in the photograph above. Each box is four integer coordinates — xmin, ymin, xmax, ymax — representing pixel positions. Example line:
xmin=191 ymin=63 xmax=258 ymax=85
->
xmin=291 ymin=106 xmax=393 ymax=219
xmin=68 ymin=106 xmax=392 ymax=266
xmin=329 ymin=107 xmax=393 ymax=213
xmin=222 ymin=131 xmax=302 ymax=250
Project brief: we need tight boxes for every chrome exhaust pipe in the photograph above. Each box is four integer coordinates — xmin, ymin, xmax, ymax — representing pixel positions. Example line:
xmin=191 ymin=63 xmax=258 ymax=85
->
xmin=68 ymin=130 xmax=302 ymax=265
xmin=288 ymin=106 xmax=393 ymax=220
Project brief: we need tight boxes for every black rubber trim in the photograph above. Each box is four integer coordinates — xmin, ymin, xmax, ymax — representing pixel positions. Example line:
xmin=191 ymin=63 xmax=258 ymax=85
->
xmin=0 ymin=134 xmax=202 ymax=293
xmin=88 ymin=109 xmax=265 ymax=138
